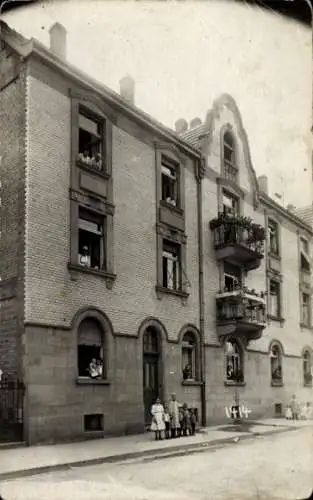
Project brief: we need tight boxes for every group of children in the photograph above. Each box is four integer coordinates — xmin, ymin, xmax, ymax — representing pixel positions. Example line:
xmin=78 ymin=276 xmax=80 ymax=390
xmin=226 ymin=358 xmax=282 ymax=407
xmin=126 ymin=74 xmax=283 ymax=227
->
xmin=150 ymin=397 xmax=197 ymax=441
xmin=285 ymin=398 xmax=312 ymax=421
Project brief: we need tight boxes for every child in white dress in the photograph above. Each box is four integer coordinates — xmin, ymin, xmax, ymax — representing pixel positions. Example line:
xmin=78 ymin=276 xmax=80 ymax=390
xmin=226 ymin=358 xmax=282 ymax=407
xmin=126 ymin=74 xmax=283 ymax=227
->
xmin=150 ymin=398 xmax=166 ymax=440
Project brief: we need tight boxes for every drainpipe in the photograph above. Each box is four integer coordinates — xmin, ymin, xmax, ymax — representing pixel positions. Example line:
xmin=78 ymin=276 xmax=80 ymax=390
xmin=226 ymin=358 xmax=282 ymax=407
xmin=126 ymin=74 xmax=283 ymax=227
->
xmin=196 ymin=155 xmax=206 ymax=426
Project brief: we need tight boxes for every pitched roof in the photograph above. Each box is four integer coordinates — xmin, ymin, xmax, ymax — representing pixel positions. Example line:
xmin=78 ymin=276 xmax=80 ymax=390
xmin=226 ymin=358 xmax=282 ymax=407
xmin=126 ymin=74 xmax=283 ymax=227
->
xmin=293 ymin=206 xmax=313 ymax=227
xmin=180 ymin=123 xmax=209 ymax=149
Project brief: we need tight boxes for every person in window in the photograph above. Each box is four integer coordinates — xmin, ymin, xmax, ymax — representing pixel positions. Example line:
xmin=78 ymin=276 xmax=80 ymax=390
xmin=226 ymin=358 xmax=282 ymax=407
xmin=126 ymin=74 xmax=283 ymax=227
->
xmin=272 ymin=365 xmax=282 ymax=381
xmin=78 ymin=150 xmax=92 ymax=165
xmin=79 ymin=245 xmax=90 ymax=267
xmin=227 ymin=364 xmax=234 ymax=380
xmin=96 ymin=359 xmax=103 ymax=377
xmin=94 ymin=153 xmax=102 ymax=170
xmin=168 ymin=393 xmax=181 ymax=438
xmin=150 ymin=398 xmax=166 ymax=441
xmin=88 ymin=358 xmax=100 ymax=379
xmin=183 ymin=364 xmax=192 ymax=380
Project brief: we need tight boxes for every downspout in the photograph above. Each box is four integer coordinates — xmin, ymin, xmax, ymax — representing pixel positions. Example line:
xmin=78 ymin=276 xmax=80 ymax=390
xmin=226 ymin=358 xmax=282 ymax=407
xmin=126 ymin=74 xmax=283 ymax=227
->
xmin=196 ymin=155 xmax=206 ymax=426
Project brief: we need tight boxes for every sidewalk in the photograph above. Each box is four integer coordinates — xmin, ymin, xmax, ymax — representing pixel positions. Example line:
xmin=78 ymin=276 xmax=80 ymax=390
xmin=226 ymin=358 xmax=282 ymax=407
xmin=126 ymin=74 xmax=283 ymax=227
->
xmin=0 ymin=418 xmax=311 ymax=481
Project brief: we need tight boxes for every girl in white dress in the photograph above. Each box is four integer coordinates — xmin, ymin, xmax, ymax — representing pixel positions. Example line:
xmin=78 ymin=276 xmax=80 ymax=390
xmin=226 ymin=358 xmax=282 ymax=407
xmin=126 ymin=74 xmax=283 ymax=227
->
xmin=150 ymin=398 xmax=166 ymax=440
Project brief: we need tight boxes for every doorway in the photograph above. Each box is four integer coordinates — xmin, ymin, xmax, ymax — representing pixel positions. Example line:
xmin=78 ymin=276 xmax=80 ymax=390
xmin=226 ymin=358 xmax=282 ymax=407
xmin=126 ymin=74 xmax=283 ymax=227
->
xmin=143 ymin=327 xmax=162 ymax=425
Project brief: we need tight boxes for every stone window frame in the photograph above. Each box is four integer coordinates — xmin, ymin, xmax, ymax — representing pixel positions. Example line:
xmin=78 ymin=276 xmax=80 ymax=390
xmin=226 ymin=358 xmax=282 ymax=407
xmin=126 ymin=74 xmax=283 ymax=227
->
xmin=155 ymin=142 xmax=186 ymax=216
xmin=223 ymin=337 xmax=245 ymax=387
xmin=155 ymin=223 xmax=189 ymax=301
xmin=216 ymin=177 xmax=244 ymax=217
xmin=68 ymin=192 xmax=116 ymax=289
xmin=267 ymin=273 xmax=284 ymax=324
xmin=179 ymin=325 xmax=201 ymax=384
xmin=72 ymin=307 xmax=114 ymax=386
xmin=300 ymin=291 xmax=312 ymax=329
xmin=70 ymin=90 xmax=114 ymax=182
xmin=268 ymin=218 xmax=280 ymax=258
xmin=220 ymin=124 xmax=240 ymax=185
xmin=302 ymin=347 xmax=313 ymax=387
xmin=269 ymin=340 xmax=284 ymax=387
xmin=68 ymin=90 xmax=116 ymax=289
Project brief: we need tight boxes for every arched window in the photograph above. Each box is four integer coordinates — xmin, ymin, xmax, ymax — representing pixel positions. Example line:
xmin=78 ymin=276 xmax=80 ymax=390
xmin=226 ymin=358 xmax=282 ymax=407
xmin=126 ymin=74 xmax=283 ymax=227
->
xmin=225 ymin=339 xmax=244 ymax=383
xmin=223 ymin=131 xmax=238 ymax=183
xmin=270 ymin=344 xmax=283 ymax=384
xmin=303 ymin=350 xmax=312 ymax=386
xmin=78 ymin=318 xmax=106 ymax=379
xmin=182 ymin=332 xmax=199 ymax=381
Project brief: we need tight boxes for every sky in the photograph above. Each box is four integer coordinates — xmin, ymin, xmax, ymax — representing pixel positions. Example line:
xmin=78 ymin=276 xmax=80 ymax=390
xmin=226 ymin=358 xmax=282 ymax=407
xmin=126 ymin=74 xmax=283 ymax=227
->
xmin=3 ymin=0 xmax=312 ymax=208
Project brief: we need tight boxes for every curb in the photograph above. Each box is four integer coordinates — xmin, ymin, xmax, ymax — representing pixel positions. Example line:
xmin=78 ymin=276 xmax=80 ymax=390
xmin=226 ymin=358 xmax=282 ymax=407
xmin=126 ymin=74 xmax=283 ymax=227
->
xmin=0 ymin=425 xmax=301 ymax=482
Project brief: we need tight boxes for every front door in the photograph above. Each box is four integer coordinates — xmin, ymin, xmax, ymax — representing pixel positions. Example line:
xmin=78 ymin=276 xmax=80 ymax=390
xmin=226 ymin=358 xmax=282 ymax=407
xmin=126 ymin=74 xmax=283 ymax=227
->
xmin=143 ymin=328 xmax=161 ymax=425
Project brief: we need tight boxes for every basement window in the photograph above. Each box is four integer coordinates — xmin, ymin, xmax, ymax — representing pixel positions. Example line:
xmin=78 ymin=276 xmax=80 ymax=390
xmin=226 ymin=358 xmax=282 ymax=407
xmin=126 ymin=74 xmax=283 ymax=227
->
xmin=77 ymin=110 xmax=104 ymax=170
xmin=84 ymin=414 xmax=104 ymax=432
xmin=78 ymin=208 xmax=106 ymax=271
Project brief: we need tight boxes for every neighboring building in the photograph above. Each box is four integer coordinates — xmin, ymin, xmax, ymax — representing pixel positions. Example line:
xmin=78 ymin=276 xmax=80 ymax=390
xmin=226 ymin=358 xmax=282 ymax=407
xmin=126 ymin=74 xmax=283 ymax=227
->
xmin=180 ymin=99 xmax=313 ymax=421
xmin=0 ymin=21 xmax=312 ymax=444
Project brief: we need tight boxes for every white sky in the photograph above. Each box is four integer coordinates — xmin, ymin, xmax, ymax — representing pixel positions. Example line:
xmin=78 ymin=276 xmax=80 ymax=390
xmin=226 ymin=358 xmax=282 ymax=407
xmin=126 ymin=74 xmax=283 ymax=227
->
xmin=3 ymin=0 xmax=312 ymax=208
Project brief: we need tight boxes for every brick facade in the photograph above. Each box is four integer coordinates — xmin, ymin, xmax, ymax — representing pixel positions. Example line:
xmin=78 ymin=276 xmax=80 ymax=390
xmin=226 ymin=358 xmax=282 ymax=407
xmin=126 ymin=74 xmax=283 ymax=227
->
xmin=0 ymin=41 xmax=26 ymax=377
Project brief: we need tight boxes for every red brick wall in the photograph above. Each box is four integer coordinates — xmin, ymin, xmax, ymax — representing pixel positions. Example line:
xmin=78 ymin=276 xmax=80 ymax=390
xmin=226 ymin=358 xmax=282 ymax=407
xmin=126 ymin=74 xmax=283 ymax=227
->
xmin=0 ymin=47 xmax=26 ymax=377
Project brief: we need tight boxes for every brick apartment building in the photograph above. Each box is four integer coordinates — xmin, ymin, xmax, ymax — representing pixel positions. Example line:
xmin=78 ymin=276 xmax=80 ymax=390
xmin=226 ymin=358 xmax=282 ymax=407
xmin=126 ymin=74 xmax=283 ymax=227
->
xmin=0 ymin=21 xmax=312 ymax=444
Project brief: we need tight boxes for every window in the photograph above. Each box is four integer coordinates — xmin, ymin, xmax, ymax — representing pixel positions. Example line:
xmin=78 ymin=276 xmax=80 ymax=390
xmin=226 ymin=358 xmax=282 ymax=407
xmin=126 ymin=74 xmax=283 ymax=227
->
xmin=223 ymin=263 xmax=241 ymax=292
xmin=300 ymin=237 xmax=310 ymax=272
xmin=269 ymin=280 xmax=281 ymax=318
xmin=268 ymin=219 xmax=279 ymax=256
xmin=223 ymin=131 xmax=238 ymax=183
xmin=161 ymin=157 xmax=179 ymax=207
xmin=78 ymin=208 xmax=106 ymax=271
xmin=77 ymin=318 xmax=105 ymax=379
xmin=270 ymin=344 xmax=283 ymax=384
xmin=162 ymin=240 xmax=181 ymax=291
xmin=301 ymin=293 xmax=311 ymax=327
xmin=84 ymin=414 xmax=104 ymax=432
xmin=225 ymin=339 xmax=244 ymax=383
xmin=182 ymin=333 xmax=198 ymax=380
xmin=303 ymin=350 xmax=312 ymax=386
xmin=222 ymin=191 xmax=238 ymax=216
xmin=77 ymin=110 xmax=103 ymax=170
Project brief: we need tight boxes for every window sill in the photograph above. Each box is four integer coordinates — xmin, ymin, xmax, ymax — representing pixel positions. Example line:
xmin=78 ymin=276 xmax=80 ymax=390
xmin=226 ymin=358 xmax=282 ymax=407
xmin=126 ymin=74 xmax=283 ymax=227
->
xmin=304 ymin=382 xmax=313 ymax=388
xmin=76 ymin=377 xmax=111 ymax=386
xmin=268 ymin=315 xmax=285 ymax=324
xmin=155 ymin=285 xmax=189 ymax=300
xmin=160 ymin=200 xmax=184 ymax=216
xmin=271 ymin=380 xmax=283 ymax=387
xmin=182 ymin=379 xmax=203 ymax=387
xmin=268 ymin=252 xmax=281 ymax=261
xmin=224 ymin=380 xmax=246 ymax=387
xmin=68 ymin=263 xmax=116 ymax=290
xmin=76 ymin=160 xmax=110 ymax=179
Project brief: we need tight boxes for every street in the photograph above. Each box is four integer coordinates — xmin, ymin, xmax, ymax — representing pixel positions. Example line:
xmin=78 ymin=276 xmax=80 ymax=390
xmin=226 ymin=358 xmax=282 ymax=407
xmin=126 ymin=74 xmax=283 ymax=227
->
xmin=1 ymin=428 xmax=312 ymax=500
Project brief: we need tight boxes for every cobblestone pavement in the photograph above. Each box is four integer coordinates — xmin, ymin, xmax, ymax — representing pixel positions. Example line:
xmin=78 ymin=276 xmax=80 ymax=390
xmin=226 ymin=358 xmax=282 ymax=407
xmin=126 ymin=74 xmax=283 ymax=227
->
xmin=1 ymin=427 xmax=312 ymax=500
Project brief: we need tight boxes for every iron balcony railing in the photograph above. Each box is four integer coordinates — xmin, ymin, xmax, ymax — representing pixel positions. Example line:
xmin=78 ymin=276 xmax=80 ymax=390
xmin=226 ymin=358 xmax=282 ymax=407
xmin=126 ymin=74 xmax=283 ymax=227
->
xmin=216 ymin=298 xmax=266 ymax=325
xmin=211 ymin=221 xmax=265 ymax=256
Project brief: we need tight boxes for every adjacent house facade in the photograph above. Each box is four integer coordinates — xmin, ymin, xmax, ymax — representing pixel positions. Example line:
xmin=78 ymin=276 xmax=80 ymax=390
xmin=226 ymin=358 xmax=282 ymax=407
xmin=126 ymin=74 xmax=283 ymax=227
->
xmin=0 ymin=21 xmax=312 ymax=444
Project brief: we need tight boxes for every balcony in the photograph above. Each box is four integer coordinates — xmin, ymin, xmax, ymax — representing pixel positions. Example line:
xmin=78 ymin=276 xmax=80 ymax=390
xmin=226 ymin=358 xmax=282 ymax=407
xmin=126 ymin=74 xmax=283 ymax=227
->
xmin=209 ymin=214 xmax=266 ymax=270
xmin=216 ymin=287 xmax=267 ymax=342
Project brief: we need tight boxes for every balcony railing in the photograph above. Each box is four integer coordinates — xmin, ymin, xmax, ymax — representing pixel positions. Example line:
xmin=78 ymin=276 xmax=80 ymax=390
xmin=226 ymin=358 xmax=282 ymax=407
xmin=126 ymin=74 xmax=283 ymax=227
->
xmin=209 ymin=214 xmax=266 ymax=269
xmin=216 ymin=288 xmax=267 ymax=341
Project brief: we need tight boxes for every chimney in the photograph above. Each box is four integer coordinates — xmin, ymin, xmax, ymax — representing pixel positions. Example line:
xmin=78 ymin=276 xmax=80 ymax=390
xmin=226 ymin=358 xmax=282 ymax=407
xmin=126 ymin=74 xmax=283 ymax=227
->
xmin=119 ymin=75 xmax=135 ymax=106
xmin=175 ymin=118 xmax=188 ymax=134
xmin=189 ymin=117 xmax=202 ymax=129
xmin=257 ymin=175 xmax=268 ymax=195
xmin=49 ymin=22 xmax=67 ymax=59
